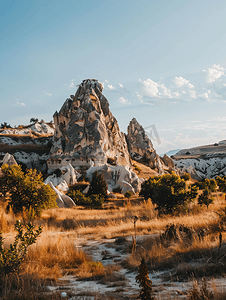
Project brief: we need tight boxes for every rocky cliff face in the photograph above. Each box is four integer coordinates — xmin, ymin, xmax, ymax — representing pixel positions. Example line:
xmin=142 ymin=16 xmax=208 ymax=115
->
xmin=48 ymin=79 xmax=131 ymax=171
xmin=126 ymin=118 xmax=176 ymax=175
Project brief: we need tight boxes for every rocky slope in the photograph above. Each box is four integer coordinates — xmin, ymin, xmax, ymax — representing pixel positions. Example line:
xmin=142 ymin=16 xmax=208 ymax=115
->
xmin=0 ymin=122 xmax=54 ymax=172
xmin=126 ymin=118 xmax=176 ymax=175
xmin=173 ymin=141 xmax=226 ymax=179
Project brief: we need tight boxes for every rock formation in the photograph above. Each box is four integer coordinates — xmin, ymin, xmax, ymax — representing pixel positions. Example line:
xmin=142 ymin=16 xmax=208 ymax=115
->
xmin=86 ymin=164 xmax=142 ymax=195
xmin=47 ymin=182 xmax=76 ymax=208
xmin=173 ymin=142 xmax=226 ymax=179
xmin=48 ymin=79 xmax=131 ymax=172
xmin=2 ymin=153 xmax=18 ymax=167
xmin=44 ymin=163 xmax=81 ymax=192
xmin=126 ymin=118 xmax=175 ymax=175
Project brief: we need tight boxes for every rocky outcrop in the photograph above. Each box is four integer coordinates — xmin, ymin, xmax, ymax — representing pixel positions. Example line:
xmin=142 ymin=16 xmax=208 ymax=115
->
xmin=2 ymin=153 xmax=18 ymax=167
xmin=173 ymin=141 xmax=226 ymax=179
xmin=127 ymin=118 xmax=154 ymax=161
xmin=44 ymin=163 xmax=81 ymax=192
xmin=48 ymin=182 xmax=76 ymax=208
xmin=127 ymin=118 xmax=176 ymax=175
xmin=86 ymin=164 xmax=142 ymax=194
xmin=48 ymin=79 xmax=131 ymax=172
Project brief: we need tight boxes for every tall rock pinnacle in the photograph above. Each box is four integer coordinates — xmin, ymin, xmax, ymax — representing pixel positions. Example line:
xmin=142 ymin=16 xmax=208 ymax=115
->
xmin=47 ymin=79 xmax=131 ymax=171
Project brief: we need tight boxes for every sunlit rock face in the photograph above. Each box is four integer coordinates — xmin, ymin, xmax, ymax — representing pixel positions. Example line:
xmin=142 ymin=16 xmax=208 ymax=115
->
xmin=47 ymin=79 xmax=131 ymax=171
xmin=126 ymin=118 xmax=176 ymax=175
xmin=127 ymin=118 xmax=154 ymax=161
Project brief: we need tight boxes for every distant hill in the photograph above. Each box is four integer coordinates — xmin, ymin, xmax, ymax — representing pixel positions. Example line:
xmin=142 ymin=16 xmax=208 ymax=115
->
xmin=160 ymin=149 xmax=181 ymax=157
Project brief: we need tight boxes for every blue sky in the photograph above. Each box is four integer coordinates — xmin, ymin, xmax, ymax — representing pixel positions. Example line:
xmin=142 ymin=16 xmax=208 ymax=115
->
xmin=1 ymin=0 xmax=226 ymax=153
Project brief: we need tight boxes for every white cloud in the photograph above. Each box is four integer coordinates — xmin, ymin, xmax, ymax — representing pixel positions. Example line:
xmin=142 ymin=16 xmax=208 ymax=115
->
xmin=69 ymin=83 xmax=74 ymax=88
xmin=108 ymin=84 xmax=116 ymax=90
xmin=119 ymin=83 xmax=123 ymax=88
xmin=71 ymin=79 xmax=74 ymax=82
xmin=43 ymin=91 xmax=52 ymax=97
xmin=203 ymin=64 xmax=224 ymax=83
xmin=118 ymin=96 xmax=130 ymax=104
xmin=174 ymin=76 xmax=194 ymax=89
xmin=139 ymin=78 xmax=172 ymax=98
xmin=16 ymin=101 xmax=25 ymax=107
xmin=198 ymin=92 xmax=209 ymax=99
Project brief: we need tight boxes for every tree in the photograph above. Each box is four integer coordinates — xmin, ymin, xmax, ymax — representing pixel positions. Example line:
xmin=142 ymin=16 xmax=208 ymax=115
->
xmin=29 ymin=118 xmax=38 ymax=123
xmin=136 ymin=258 xmax=155 ymax=300
xmin=0 ymin=164 xmax=57 ymax=217
xmin=88 ymin=170 xmax=108 ymax=199
xmin=0 ymin=122 xmax=12 ymax=129
xmin=198 ymin=188 xmax=213 ymax=209
xmin=140 ymin=173 xmax=198 ymax=214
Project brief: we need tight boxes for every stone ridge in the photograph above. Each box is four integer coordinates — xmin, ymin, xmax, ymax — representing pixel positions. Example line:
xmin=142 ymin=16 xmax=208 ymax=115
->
xmin=127 ymin=117 xmax=176 ymax=175
xmin=127 ymin=117 xmax=154 ymax=160
xmin=47 ymin=79 xmax=131 ymax=171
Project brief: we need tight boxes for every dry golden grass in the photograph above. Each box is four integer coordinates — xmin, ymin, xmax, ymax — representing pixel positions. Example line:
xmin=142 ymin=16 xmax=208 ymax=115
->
xmin=131 ymin=159 xmax=158 ymax=179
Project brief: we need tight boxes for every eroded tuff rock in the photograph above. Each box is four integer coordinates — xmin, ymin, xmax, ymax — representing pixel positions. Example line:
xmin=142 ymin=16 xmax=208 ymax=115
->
xmin=44 ymin=163 xmax=81 ymax=192
xmin=126 ymin=118 xmax=176 ymax=175
xmin=48 ymin=79 xmax=131 ymax=171
xmin=86 ymin=164 xmax=143 ymax=194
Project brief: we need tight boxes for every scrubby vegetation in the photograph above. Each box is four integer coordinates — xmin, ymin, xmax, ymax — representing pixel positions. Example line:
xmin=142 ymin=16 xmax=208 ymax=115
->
xmin=2 ymin=162 xmax=226 ymax=298
xmin=140 ymin=172 xmax=199 ymax=213
xmin=0 ymin=164 xmax=57 ymax=217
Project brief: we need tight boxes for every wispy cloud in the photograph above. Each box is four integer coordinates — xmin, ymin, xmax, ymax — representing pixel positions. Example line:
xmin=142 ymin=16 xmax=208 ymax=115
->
xmin=118 ymin=96 xmax=130 ymax=104
xmin=119 ymin=83 xmax=123 ymax=88
xmin=43 ymin=91 xmax=52 ymax=97
xmin=16 ymin=100 xmax=25 ymax=107
xmin=108 ymin=84 xmax=116 ymax=90
xmin=69 ymin=82 xmax=74 ymax=88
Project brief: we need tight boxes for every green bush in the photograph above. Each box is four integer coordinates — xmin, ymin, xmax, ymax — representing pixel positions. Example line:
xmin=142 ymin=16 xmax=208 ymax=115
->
xmin=0 ymin=164 xmax=57 ymax=217
xmin=88 ymin=170 xmax=108 ymax=199
xmin=125 ymin=191 xmax=133 ymax=199
xmin=198 ymin=188 xmax=213 ymax=209
xmin=67 ymin=190 xmax=104 ymax=208
xmin=140 ymin=172 xmax=198 ymax=214
xmin=0 ymin=221 xmax=42 ymax=276
xmin=67 ymin=190 xmax=92 ymax=207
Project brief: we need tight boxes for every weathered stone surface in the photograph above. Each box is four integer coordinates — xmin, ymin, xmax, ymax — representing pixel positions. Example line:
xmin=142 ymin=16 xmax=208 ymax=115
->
xmin=86 ymin=164 xmax=142 ymax=194
xmin=48 ymin=79 xmax=131 ymax=171
xmin=127 ymin=118 xmax=154 ymax=161
xmin=2 ymin=153 xmax=18 ymax=166
xmin=48 ymin=182 xmax=76 ymax=208
xmin=127 ymin=118 xmax=176 ymax=175
xmin=44 ymin=163 xmax=80 ymax=192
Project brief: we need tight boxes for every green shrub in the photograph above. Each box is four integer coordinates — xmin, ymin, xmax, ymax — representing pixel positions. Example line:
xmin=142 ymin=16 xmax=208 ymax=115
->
xmin=0 ymin=165 xmax=57 ymax=217
xmin=90 ymin=194 xmax=105 ymax=208
xmin=198 ymin=189 xmax=213 ymax=209
xmin=136 ymin=258 xmax=154 ymax=300
xmin=67 ymin=190 xmax=104 ymax=208
xmin=0 ymin=221 xmax=42 ymax=276
xmin=140 ymin=172 xmax=198 ymax=214
xmin=125 ymin=191 xmax=133 ymax=199
xmin=88 ymin=170 xmax=108 ymax=199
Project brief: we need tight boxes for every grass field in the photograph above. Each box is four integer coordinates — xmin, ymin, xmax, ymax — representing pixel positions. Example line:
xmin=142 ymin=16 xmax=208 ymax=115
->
xmin=1 ymin=192 xmax=226 ymax=299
